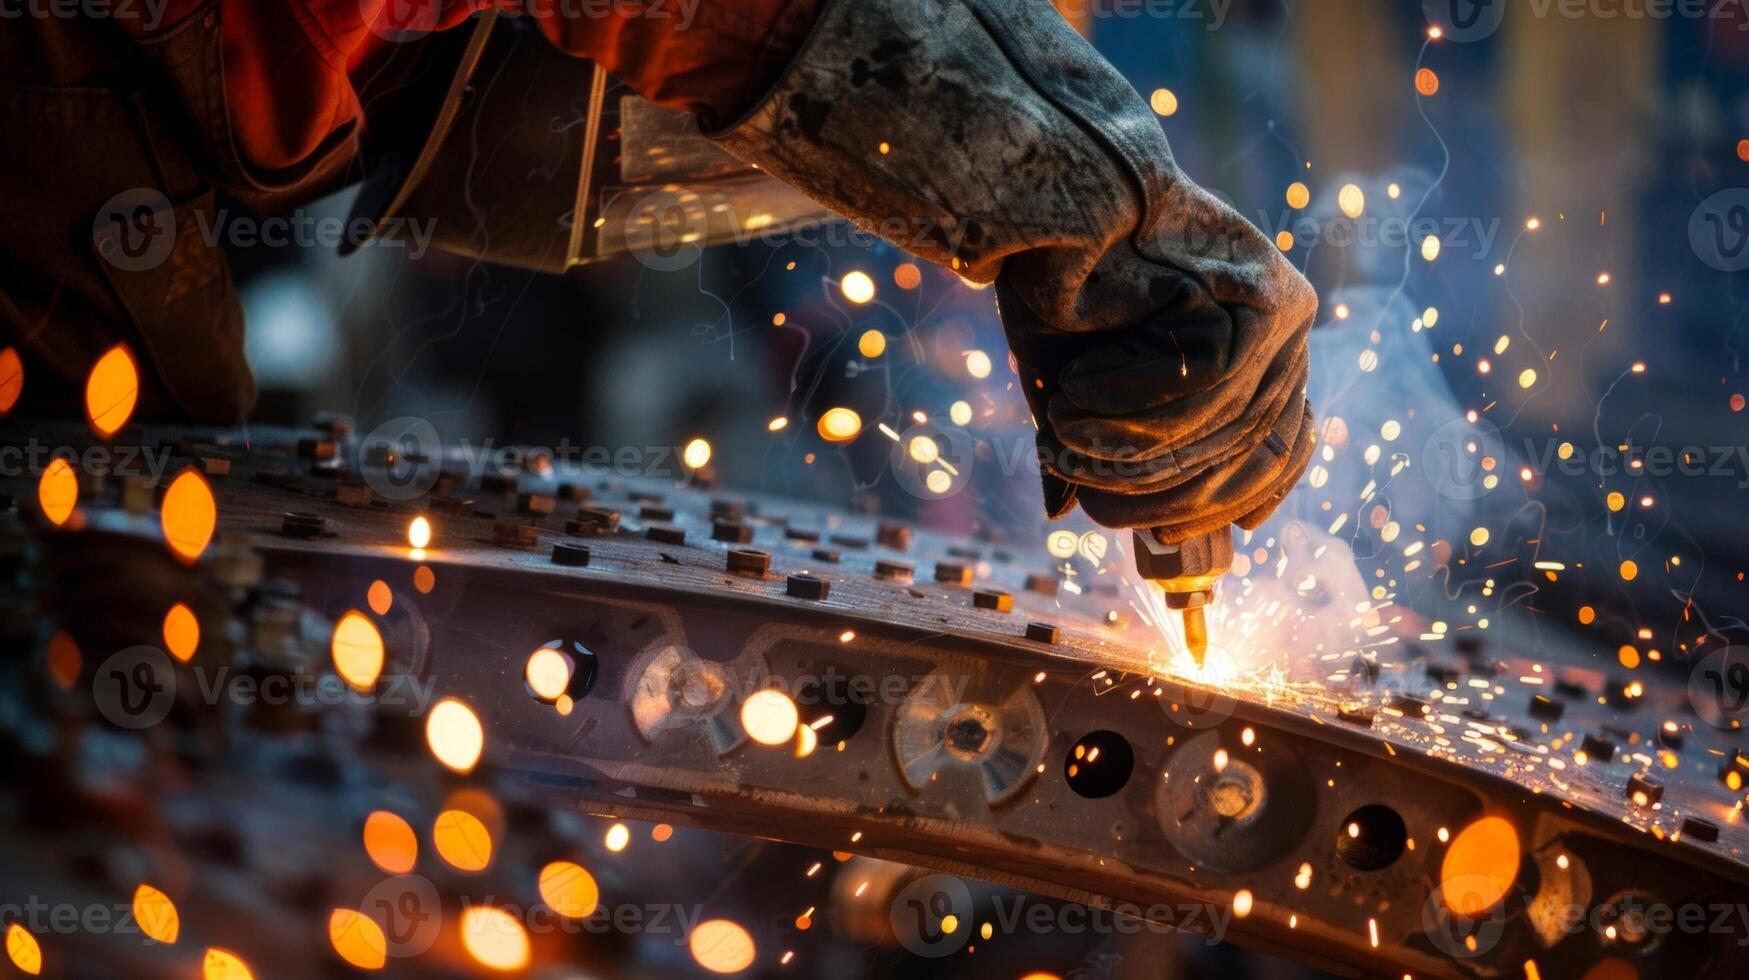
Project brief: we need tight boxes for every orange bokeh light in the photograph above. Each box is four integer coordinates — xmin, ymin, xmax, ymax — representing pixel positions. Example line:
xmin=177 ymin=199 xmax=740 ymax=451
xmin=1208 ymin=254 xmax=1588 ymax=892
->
xmin=85 ymin=344 xmax=139 ymax=438
xmin=161 ymin=468 xmax=217 ymax=563
xmin=0 ymin=346 xmax=22 ymax=416
xmin=38 ymin=458 xmax=78 ymax=527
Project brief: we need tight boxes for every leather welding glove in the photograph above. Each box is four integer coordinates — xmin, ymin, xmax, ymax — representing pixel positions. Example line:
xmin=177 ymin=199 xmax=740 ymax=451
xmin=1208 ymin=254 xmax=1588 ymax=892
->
xmin=711 ymin=0 xmax=1317 ymax=540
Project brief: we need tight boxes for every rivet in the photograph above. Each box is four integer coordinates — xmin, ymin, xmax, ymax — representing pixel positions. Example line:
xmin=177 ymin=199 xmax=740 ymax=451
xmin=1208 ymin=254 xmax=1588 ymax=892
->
xmin=787 ymin=574 xmax=829 ymax=600
xmin=1024 ymin=622 xmax=1059 ymax=644
xmin=493 ymin=521 xmax=539 ymax=548
xmin=874 ymin=560 xmax=913 ymax=582
xmin=567 ymin=508 xmax=621 ymax=536
xmin=934 ymin=562 xmax=972 ymax=586
xmin=1553 ymin=678 xmax=1588 ymax=699
xmin=1681 ymin=816 xmax=1720 ymax=843
xmin=1388 ymin=694 xmax=1429 ymax=717
xmin=1024 ymin=573 xmax=1059 ymax=596
xmin=430 ymin=494 xmax=470 ymax=514
xmin=1337 ymin=705 xmax=1376 ymax=726
xmin=521 ymin=449 xmax=553 ymax=475
xmin=121 ymin=476 xmax=153 ymax=514
xmin=1721 ymin=749 xmax=1749 ymax=786
xmin=1581 ymin=734 xmax=1616 ymax=762
xmin=647 ymin=524 xmax=686 ymax=545
xmin=1626 ymin=773 xmax=1663 ymax=806
xmin=335 ymin=482 xmax=374 ymax=508
xmin=1529 ymin=694 xmax=1563 ymax=722
xmin=297 ymin=437 xmax=336 ymax=461
xmin=1424 ymin=660 xmax=1462 ymax=685
xmin=551 ymin=543 xmax=590 ymax=567
xmin=727 ymin=549 xmax=770 ymax=576
xmin=973 ymin=590 xmax=1013 ymax=613
xmin=876 ymin=522 xmax=911 ymax=550
xmin=281 ymin=512 xmax=325 ymax=538
xmin=712 ymin=520 xmax=753 ymax=544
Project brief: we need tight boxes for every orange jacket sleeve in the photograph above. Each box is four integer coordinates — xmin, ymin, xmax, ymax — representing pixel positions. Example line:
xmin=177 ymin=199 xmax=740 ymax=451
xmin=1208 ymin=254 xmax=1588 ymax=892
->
xmin=128 ymin=0 xmax=825 ymax=175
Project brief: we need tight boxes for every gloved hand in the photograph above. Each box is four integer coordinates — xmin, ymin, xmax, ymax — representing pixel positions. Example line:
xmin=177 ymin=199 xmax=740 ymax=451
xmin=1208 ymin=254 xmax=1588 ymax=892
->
xmin=712 ymin=0 xmax=1317 ymax=537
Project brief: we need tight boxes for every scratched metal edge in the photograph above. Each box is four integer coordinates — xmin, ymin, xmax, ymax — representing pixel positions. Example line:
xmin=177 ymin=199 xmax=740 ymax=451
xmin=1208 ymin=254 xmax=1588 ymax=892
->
xmin=498 ymin=783 xmax=1422 ymax=980
xmin=20 ymin=423 xmax=1748 ymax=874
xmin=245 ymin=532 xmax=1749 ymax=893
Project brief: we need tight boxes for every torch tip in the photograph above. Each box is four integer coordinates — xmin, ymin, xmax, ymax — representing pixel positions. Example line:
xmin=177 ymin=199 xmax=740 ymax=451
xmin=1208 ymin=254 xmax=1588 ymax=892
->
xmin=1182 ymin=605 xmax=1209 ymax=667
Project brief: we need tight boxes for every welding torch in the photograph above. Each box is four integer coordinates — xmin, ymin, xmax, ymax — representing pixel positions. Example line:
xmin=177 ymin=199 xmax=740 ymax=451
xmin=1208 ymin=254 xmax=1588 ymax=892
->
xmin=1132 ymin=525 xmax=1235 ymax=667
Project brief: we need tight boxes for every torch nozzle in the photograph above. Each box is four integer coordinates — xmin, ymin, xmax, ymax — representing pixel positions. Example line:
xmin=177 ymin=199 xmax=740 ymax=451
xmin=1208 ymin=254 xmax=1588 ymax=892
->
xmin=1181 ymin=604 xmax=1210 ymax=662
xmin=1131 ymin=526 xmax=1235 ymax=668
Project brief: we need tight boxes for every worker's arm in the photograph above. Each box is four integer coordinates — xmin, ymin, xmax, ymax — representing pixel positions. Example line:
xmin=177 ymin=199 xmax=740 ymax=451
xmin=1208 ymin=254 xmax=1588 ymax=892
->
xmin=134 ymin=0 xmax=825 ymax=176
xmin=711 ymin=0 xmax=1317 ymax=538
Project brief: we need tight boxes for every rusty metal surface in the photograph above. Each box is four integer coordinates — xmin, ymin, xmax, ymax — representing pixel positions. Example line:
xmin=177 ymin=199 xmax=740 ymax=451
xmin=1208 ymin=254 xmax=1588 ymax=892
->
xmin=4 ymin=421 xmax=1748 ymax=978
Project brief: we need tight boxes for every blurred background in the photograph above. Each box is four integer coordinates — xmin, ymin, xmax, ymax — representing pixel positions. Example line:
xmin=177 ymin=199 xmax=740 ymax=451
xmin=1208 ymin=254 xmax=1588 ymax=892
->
xmin=215 ymin=1 xmax=1749 ymax=974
